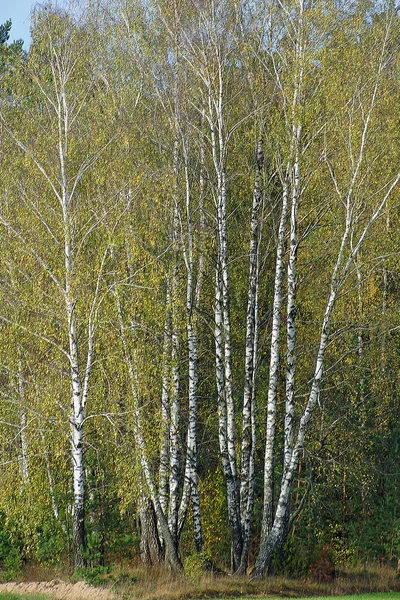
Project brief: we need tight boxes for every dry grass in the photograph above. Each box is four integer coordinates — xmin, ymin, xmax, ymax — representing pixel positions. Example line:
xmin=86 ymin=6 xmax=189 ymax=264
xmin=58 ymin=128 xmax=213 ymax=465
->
xmin=20 ymin=565 xmax=72 ymax=583
xmin=14 ymin=562 xmax=400 ymax=600
xmin=111 ymin=563 xmax=400 ymax=600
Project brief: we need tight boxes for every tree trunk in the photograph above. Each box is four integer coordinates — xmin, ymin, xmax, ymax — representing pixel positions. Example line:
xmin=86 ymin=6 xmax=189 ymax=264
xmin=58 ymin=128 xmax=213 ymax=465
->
xmin=284 ymin=130 xmax=301 ymax=474
xmin=260 ymin=178 xmax=290 ymax=549
xmin=168 ymin=138 xmax=181 ymax=546
xmin=139 ymin=497 xmax=163 ymax=566
xmin=178 ymin=139 xmax=203 ymax=552
xmin=17 ymin=361 xmax=29 ymax=486
xmin=159 ymin=277 xmax=172 ymax=516
xmin=237 ymin=138 xmax=264 ymax=574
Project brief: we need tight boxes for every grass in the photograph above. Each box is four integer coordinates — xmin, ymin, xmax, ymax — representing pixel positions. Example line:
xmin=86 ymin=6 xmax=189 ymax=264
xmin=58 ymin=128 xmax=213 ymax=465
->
xmin=0 ymin=595 xmax=50 ymax=600
xmin=2 ymin=585 xmax=400 ymax=600
xmin=1 ymin=593 xmax=400 ymax=600
xmin=106 ymin=563 xmax=400 ymax=600
xmin=300 ymin=595 xmax=400 ymax=599
xmin=1 ymin=562 xmax=399 ymax=600
xmin=219 ymin=596 xmax=400 ymax=600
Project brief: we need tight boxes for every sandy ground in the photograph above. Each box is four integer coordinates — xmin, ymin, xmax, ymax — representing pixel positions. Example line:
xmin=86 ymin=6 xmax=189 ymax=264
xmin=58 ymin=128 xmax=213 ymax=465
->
xmin=0 ymin=580 xmax=115 ymax=600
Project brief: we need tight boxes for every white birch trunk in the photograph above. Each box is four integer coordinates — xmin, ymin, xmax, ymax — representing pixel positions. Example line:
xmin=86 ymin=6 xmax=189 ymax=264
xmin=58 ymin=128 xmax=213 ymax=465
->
xmin=260 ymin=0 xmax=305 ymax=558
xmin=57 ymin=79 xmax=97 ymax=567
xmin=0 ymin=22 xmax=109 ymax=569
xmin=168 ymin=140 xmax=181 ymax=544
xmin=178 ymin=141 xmax=203 ymax=551
xmin=17 ymin=362 xmax=29 ymax=486
xmin=215 ymin=265 xmax=242 ymax=567
xmin=284 ymin=129 xmax=301 ymax=473
xmin=218 ymin=158 xmax=237 ymax=493
xmin=159 ymin=279 xmax=172 ymax=515
xmin=68 ymin=293 xmax=86 ymax=567
xmin=260 ymin=179 xmax=290 ymax=546
xmin=238 ymin=138 xmax=264 ymax=574
xmin=208 ymin=66 xmax=242 ymax=568
xmin=59 ymin=97 xmax=87 ymax=566
xmin=255 ymin=231 xmax=346 ymax=574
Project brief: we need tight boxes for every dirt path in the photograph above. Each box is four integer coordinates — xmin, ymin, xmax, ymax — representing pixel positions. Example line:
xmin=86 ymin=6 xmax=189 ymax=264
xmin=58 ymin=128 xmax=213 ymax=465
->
xmin=0 ymin=580 xmax=115 ymax=600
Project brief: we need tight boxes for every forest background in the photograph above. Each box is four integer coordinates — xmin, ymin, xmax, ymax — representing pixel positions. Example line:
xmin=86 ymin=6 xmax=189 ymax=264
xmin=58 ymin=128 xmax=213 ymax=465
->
xmin=0 ymin=0 xmax=399 ymax=582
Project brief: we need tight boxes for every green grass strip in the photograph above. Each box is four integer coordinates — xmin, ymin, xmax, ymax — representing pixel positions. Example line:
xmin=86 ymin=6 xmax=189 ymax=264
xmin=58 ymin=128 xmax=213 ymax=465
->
xmin=222 ymin=594 xmax=400 ymax=600
xmin=0 ymin=593 xmax=50 ymax=600
xmin=296 ymin=594 xmax=400 ymax=600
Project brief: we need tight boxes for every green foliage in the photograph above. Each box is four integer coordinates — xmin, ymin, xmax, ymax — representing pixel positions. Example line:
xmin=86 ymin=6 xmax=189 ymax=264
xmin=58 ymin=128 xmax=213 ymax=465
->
xmin=0 ymin=513 xmax=22 ymax=582
xmin=73 ymin=565 xmax=114 ymax=587
xmin=0 ymin=19 xmax=23 ymax=53
xmin=73 ymin=564 xmax=137 ymax=587
xmin=0 ymin=0 xmax=398 ymax=578
xmin=184 ymin=549 xmax=213 ymax=579
xmin=273 ymin=538 xmax=311 ymax=577
xmin=35 ymin=523 xmax=66 ymax=566
xmin=0 ymin=20 xmax=12 ymax=45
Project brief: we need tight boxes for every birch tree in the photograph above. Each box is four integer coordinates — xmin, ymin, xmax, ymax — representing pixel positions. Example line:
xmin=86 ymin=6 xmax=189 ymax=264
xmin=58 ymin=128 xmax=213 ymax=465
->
xmin=0 ymin=7 xmax=116 ymax=567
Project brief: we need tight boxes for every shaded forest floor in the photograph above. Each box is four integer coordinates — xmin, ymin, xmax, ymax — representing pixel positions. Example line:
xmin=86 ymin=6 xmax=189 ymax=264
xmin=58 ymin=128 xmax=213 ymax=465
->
xmin=1 ymin=563 xmax=400 ymax=600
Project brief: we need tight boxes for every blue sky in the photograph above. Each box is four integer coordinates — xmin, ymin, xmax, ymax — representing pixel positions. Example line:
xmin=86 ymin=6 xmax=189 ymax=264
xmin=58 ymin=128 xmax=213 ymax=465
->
xmin=1 ymin=0 xmax=35 ymax=47
xmin=1 ymin=1 xmax=67 ymax=48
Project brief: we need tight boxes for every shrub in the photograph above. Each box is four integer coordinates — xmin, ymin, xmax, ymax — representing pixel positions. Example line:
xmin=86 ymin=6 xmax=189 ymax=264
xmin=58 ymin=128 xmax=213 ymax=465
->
xmin=184 ymin=550 xmax=213 ymax=579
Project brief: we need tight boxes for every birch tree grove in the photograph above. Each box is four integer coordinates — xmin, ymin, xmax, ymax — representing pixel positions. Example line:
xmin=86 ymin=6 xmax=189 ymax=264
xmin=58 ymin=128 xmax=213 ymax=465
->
xmin=254 ymin=0 xmax=400 ymax=576
xmin=0 ymin=0 xmax=399 ymax=578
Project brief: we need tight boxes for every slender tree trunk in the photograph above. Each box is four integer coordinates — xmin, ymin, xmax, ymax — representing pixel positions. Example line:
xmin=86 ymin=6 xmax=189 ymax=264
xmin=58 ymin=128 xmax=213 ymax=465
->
xmin=178 ymin=140 xmax=203 ymax=551
xmin=255 ymin=148 xmax=384 ymax=573
xmin=17 ymin=361 xmax=29 ymax=486
xmin=208 ymin=66 xmax=243 ymax=569
xmin=215 ymin=264 xmax=243 ymax=569
xmin=159 ymin=279 xmax=172 ymax=515
xmin=260 ymin=178 xmax=290 ymax=549
xmin=58 ymin=79 xmax=96 ymax=567
xmin=284 ymin=129 xmax=301 ymax=474
xmin=69 ymin=329 xmax=86 ymax=568
xmin=258 ymin=0 xmax=305 ymax=567
xmin=39 ymin=429 xmax=60 ymax=521
xmin=63 ymin=166 xmax=87 ymax=570
xmin=168 ymin=138 xmax=181 ymax=545
xmin=237 ymin=138 xmax=264 ymax=574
